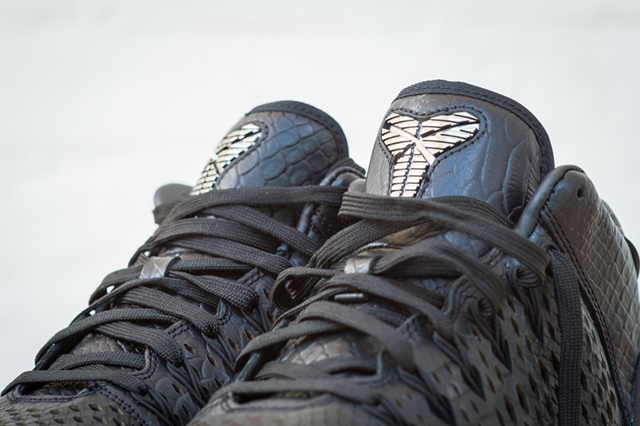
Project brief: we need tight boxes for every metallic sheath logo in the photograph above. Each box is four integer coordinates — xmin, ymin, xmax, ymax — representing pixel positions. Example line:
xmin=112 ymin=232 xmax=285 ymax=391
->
xmin=381 ymin=111 xmax=480 ymax=197
xmin=190 ymin=123 xmax=262 ymax=195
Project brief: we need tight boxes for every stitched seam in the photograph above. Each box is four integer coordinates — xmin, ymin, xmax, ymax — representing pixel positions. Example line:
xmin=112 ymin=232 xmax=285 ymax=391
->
xmin=523 ymin=167 xmax=579 ymax=241
xmin=216 ymin=119 xmax=269 ymax=184
xmin=422 ymin=107 xmax=487 ymax=177
xmin=7 ymin=388 xmax=96 ymax=403
xmin=532 ymin=166 xmax=628 ymax=422
xmin=133 ymin=350 xmax=158 ymax=381
xmin=248 ymin=102 xmax=347 ymax=158
xmin=421 ymin=108 xmax=487 ymax=198
xmin=400 ymin=85 xmax=534 ymax=128
xmin=100 ymin=386 xmax=149 ymax=426
xmin=544 ymin=208 xmax=629 ymax=423
xmin=372 ymin=133 xmax=394 ymax=197
xmin=382 ymin=105 xmax=487 ymax=199
xmin=396 ymin=83 xmax=543 ymax=144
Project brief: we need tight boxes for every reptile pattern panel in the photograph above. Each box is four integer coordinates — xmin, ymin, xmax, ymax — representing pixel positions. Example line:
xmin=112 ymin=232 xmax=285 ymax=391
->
xmin=540 ymin=170 xmax=640 ymax=404
xmin=216 ymin=111 xmax=343 ymax=189
xmin=528 ymin=221 xmax=622 ymax=425
xmin=190 ymin=394 xmax=388 ymax=426
xmin=60 ymin=108 xmax=343 ymax=361
xmin=0 ymin=129 xmax=355 ymax=426
xmin=366 ymin=94 xmax=543 ymax=222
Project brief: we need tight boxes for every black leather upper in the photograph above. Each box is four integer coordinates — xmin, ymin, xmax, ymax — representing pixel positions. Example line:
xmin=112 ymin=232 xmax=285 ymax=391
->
xmin=366 ymin=89 xmax=548 ymax=222
xmin=0 ymin=101 xmax=364 ymax=426
xmin=215 ymin=104 xmax=348 ymax=190
xmin=191 ymin=81 xmax=640 ymax=426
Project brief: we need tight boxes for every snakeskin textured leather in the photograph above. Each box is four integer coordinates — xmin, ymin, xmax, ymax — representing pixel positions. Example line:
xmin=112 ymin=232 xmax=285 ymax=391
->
xmin=366 ymin=93 xmax=544 ymax=222
xmin=522 ymin=165 xmax=640 ymax=423
xmin=214 ymin=107 xmax=347 ymax=190
xmin=0 ymin=101 xmax=364 ymax=426
xmin=192 ymin=81 xmax=640 ymax=426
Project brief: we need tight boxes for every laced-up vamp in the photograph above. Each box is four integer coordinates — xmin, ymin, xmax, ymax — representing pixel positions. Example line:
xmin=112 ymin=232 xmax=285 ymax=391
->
xmin=3 ymin=186 xmax=347 ymax=425
xmin=222 ymin=192 xmax=585 ymax=426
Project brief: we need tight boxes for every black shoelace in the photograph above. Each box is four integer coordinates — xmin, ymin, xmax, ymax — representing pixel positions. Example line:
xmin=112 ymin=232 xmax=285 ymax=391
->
xmin=223 ymin=192 xmax=584 ymax=426
xmin=3 ymin=185 xmax=347 ymax=425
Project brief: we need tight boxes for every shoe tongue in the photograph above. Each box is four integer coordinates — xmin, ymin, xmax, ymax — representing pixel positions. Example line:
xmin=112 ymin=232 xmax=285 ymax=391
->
xmin=190 ymin=101 xmax=350 ymax=194
xmin=57 ymin=102 xmax=351 ymax=385
xmin=190 ymin=122 xmax=263 ymax=194
xmin=365 ymin=80 xmax=554 ymax=220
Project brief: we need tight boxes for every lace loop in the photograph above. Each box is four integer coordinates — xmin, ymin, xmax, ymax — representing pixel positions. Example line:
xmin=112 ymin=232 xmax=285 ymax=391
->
xmin=4 ymin=184 xmax=347 ymax=424
xmin=226 ymin=193 xmax=552 ymax=417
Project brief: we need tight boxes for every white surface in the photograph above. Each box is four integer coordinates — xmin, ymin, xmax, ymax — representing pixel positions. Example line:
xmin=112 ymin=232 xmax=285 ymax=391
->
xmin=0 ymin=0 xmax=639 ymax=387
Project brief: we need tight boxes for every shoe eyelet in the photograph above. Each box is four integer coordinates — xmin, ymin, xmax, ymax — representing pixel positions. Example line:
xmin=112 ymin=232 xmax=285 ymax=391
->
xmin=576 ymin=188 xmax=585 ymax=199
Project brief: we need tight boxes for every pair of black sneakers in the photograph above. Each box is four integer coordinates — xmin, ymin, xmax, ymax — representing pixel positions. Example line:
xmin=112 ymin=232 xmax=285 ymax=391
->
xmin=1 ymin=80 xmax=639 ymax=426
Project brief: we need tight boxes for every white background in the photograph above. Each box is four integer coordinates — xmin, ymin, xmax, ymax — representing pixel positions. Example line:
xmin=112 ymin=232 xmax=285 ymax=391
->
xmin=1 ymin=0 xmax=639 ymax=387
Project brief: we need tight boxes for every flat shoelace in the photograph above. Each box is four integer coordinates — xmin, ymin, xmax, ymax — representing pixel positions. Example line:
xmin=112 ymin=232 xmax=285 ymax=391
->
xmin=224 ymin=193 xmax=584 ymax=426
xmin=4 ymin=185 xmax=347 ymax=425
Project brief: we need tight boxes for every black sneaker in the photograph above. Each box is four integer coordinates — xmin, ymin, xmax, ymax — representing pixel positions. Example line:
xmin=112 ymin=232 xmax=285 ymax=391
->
xmin=193 ymin=81 xmax=640 ymax=426
xmin=0 ymin=101 xmax=364 ymax=426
